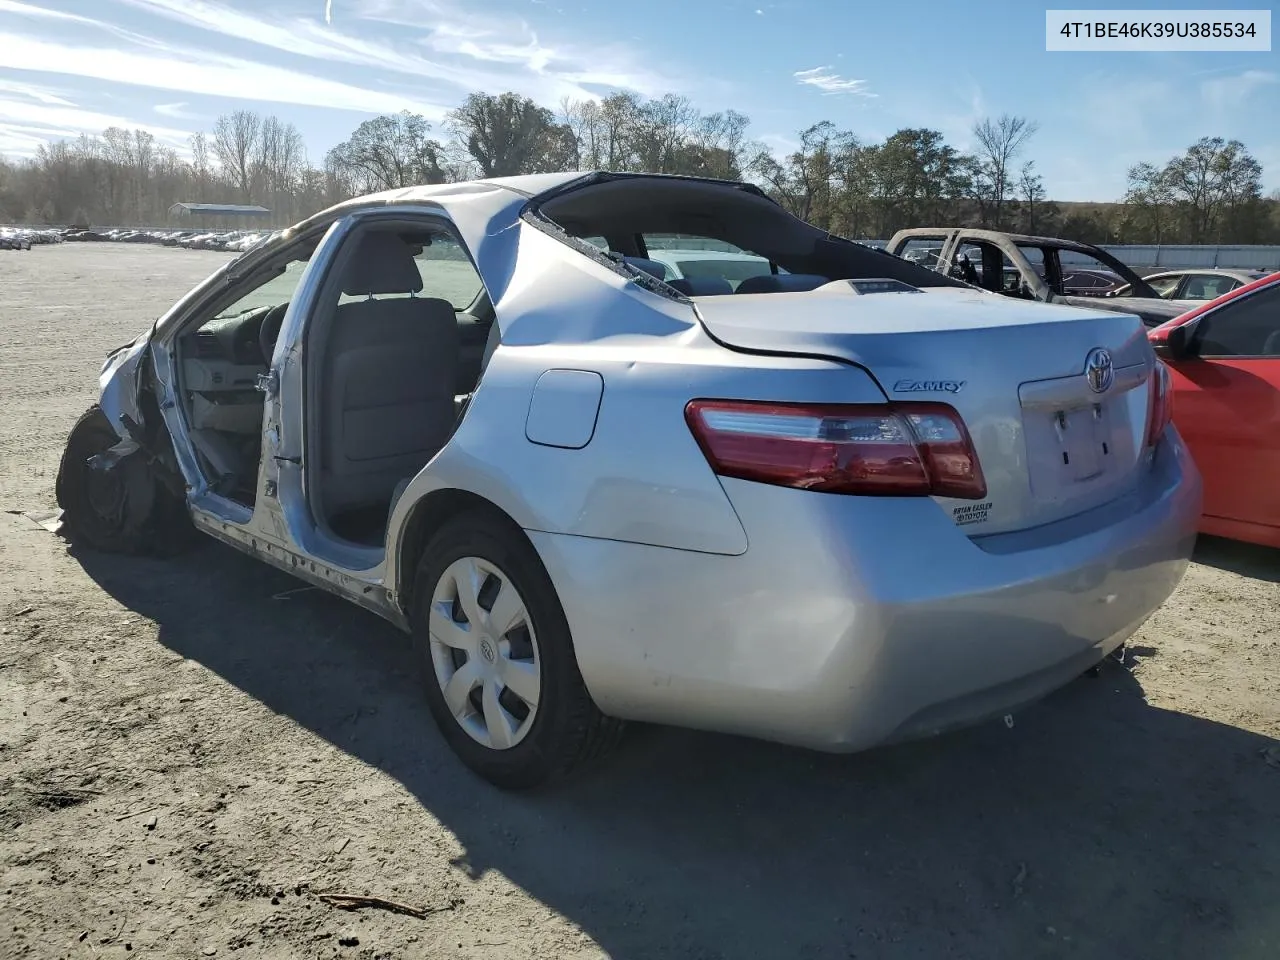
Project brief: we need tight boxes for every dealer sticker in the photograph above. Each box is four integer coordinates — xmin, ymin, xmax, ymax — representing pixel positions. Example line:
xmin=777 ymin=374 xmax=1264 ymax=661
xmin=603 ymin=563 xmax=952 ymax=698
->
xmin=952 ymin=502 xmax=992 ymax=526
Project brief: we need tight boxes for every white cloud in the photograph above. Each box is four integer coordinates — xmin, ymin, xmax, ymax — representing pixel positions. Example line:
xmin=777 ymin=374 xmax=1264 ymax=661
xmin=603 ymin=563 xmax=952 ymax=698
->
xmin=755 ymin=132 xmax=800 ymax=158
xmin=1201 ymin=69 xmax=1278 ymax=111
xmin=110 ymin=0 xmax=678 ymax=102
xmin=0 ymin=30 xmax=449 ymax=117
xmin=793 ymin=66 xmax=875 ymax=98
xmin=0 ymin=78 xmax=75 ymax=107
xmin=0 ymin=0 xmax=101 ymax=24
xmin=0 ymin=94 xmax=193 ymax=156
xmin=154 ymin=102 xmax=204 ymax=121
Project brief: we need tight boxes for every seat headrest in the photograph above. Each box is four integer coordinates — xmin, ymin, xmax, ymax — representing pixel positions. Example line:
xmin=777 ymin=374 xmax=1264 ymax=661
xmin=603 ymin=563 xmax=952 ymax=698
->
xmin=340 ymin=233 xmax=424 ymax=297
xmin=668 ymin=276 xmax=733 ymax=296
xmin=623 ymin=256 xmax=668 ymax=280
xmin=735 ymin=273 xmax=830 ymax=294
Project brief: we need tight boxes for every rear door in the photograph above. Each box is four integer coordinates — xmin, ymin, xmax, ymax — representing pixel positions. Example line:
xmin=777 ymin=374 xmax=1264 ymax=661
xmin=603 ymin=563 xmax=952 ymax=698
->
xmin=1168 ymin=282 xmax=1280 ymax=530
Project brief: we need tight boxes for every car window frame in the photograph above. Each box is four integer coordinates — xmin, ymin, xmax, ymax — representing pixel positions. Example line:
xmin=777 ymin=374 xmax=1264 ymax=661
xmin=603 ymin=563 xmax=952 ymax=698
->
xmin=1182 ymin=273 xmax=1234 ymax=302
xmin=1150 ymin=274 xmax=1186 ymax=299
xmin=1189 ymin=283 xmax=1280 ymax=360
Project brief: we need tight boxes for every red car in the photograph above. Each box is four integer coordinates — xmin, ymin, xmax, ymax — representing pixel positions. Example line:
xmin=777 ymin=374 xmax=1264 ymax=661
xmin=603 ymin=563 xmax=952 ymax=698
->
xmin=1148 ymin=272 xmax=1280 ymax=548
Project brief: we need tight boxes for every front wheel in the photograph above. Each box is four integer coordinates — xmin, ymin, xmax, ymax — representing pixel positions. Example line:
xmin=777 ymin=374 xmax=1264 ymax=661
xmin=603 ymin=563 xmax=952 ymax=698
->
xmin=409 ymin=510 xmax=624 ymax=789
xmin=55 ymin=406 xmax=189 ymax=555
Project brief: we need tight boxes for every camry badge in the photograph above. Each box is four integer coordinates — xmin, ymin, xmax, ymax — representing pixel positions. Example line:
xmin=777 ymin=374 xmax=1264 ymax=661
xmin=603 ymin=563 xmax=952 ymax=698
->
xmin=894 ymin=379 xmax=966 ymax=394
xmin=1084 ymin=347 xmax=1114 ymax=394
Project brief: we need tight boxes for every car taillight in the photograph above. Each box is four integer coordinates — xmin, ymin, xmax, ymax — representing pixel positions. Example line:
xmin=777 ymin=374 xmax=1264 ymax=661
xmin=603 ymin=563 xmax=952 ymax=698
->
xmin=1145 ymin=361 xmax=1174 ymax=448
xmin=684 ymin=399 xmax=986 ymax=499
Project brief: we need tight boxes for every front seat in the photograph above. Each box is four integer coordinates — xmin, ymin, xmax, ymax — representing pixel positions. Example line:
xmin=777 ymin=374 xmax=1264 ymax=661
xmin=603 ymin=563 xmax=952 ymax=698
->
xmin=321 ymin=232 xmax=460 ymax=519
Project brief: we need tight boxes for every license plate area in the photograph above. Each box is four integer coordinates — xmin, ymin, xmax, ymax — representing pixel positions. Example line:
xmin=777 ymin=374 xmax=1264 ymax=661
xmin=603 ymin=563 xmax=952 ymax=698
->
xmin=1023 ymin=399 xmax=1126 ymax=500
xmin=1052 ymin=402 xmax=1111 ymax=482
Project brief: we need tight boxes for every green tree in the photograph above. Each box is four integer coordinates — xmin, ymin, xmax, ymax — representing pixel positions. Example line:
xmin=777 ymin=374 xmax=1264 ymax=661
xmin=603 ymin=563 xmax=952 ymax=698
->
xmin=446 ymin=92 xmax=571 ymax=177
xmin=325 ymin=111 xmax=446 ymax=193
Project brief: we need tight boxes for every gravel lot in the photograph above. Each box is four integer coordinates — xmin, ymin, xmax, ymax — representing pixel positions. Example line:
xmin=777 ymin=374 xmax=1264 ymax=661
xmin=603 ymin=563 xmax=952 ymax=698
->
xmin=2 ymin=244 xmax=1278 ymax=960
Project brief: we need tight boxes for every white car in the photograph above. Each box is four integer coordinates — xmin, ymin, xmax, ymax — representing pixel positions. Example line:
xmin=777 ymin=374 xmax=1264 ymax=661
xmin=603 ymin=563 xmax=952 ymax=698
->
xmin=1116 ymin=269 xmax=1272 ymax=302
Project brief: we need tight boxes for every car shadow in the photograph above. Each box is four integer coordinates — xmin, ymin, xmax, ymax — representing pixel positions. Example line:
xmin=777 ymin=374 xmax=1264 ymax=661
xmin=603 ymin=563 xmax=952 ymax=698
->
xmin=1193 ymin=534 xmax=1280 ymax=583
xmin=72 ymin=541 xmax=1280 ymax=959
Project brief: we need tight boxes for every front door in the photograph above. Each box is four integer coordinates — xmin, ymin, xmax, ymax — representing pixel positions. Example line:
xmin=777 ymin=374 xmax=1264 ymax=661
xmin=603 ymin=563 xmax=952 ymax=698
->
xmin=1168 ymin=283 xmax=1280 ymax=535
xmin=175 ymin=238 xmax=318 ymax=524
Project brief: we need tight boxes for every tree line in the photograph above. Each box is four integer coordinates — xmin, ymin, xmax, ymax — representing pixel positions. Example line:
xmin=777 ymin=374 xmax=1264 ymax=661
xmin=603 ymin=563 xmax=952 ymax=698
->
xmin=1 ymin=89 xmax=1275 ymax=245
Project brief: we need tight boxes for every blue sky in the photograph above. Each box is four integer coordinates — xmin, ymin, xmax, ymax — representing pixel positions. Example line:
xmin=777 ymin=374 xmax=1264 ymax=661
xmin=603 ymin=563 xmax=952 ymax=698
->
xmin=0 ymin=0 xmax=1275 ymax=201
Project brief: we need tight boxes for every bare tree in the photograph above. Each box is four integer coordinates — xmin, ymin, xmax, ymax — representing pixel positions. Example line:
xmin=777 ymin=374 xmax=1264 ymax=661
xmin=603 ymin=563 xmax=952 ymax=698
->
xmin=972 ymin=114 xmax=1038 ymax=229
xmin=189 ymin=132 xmax=212 ymax=200
xmin=256 ymin=116 xmax=306 ymax=219
xmin=1018 ymin=161 xmax=1046 ymax=233
xmin=212 ymin=110 xmax=263 ymax=202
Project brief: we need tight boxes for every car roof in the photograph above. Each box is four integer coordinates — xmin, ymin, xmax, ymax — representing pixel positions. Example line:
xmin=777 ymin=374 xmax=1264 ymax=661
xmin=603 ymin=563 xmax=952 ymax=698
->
xmin=1145 ymin=268 xmax=1267 ymax=281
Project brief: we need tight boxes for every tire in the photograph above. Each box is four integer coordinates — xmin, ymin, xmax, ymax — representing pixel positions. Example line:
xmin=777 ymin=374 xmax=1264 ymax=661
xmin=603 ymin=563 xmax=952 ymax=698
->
xmin=409 ymin=510 xmax=624 ymax=789
xmin=55 ymin=405 xmax=192 ymax=555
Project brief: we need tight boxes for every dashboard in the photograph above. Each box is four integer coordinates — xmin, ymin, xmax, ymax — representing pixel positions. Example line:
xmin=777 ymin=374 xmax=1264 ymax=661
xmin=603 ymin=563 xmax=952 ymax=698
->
xmin=180 ymin=305 xmax=282 ymax=434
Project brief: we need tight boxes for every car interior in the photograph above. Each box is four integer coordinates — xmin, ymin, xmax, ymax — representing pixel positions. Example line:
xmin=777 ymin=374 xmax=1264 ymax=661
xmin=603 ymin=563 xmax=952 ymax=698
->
xmin=175 ymin=241 xmax=322 ymax=508
xmin=175 ymin=223 xmax=495 ymax=547
xmin=536 ymin=175 xmax=966 ymax=296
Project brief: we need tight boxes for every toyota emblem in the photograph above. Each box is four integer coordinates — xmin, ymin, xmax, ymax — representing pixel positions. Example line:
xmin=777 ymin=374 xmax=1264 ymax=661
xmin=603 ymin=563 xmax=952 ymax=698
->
xmin=1085 ymin=347 xmax=1114 ymax=394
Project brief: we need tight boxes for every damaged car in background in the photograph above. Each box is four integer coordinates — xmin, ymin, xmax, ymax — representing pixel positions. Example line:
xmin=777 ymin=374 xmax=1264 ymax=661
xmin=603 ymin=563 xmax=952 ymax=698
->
xmin=888 ymin=227 xmax=1197 ymax=327
xmin=56 ymin=171 xmax=1200 ymax=789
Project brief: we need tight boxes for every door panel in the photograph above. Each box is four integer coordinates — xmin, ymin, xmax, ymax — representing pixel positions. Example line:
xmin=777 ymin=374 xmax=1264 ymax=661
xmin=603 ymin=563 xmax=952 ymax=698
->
xmin=1170 ymin=282 xmax=1280 ymax=531
xmin=1168 ymin=358 xmax=1280 ymax=527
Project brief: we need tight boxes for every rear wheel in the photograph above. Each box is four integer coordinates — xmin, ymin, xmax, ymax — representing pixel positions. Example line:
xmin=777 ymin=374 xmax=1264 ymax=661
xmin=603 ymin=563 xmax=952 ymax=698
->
xmin=409 ymin=510 xmax=624 ymax=789
xmin=55 ymin=405 xmax=190 ymax=555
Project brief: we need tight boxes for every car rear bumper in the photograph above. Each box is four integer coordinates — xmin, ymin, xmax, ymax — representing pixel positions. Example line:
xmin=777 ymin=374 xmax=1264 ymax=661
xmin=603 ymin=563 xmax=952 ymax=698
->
xmin=530 ymin=429 xmax=1201 ymax=752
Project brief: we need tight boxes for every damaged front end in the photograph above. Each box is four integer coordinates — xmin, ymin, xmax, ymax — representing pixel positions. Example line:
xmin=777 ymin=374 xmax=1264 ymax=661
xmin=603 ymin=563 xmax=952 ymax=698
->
xmin=56 ymin=330 xmax=194 ymax=554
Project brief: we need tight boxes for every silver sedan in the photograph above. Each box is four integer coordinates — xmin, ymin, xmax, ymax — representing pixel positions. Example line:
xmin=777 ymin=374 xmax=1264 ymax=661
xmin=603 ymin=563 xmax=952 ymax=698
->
xmin=1118 ymin=268 xmax=1272 ymax=301
xmin=56 ymin=172 xmax=1202 ymax=788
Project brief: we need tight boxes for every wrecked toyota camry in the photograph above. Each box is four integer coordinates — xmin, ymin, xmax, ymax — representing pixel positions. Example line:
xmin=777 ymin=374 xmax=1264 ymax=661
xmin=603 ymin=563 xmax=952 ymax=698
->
xmin=56 ymin=172 xmax=1201 ymax=789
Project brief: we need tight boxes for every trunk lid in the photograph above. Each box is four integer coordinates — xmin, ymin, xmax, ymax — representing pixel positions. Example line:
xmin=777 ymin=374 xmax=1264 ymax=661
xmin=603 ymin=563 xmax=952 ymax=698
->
xmin=693 ymin=283 xmax=1157 ymax=536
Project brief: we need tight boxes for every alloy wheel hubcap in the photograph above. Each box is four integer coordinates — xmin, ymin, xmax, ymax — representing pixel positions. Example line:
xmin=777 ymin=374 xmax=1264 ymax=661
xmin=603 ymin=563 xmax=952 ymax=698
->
xmin=428 ymin=556 xmax=540 ymax=750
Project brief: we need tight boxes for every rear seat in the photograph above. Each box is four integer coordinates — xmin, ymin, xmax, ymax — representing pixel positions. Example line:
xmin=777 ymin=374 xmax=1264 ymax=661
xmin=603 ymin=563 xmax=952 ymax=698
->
xmin=735 ymin=274 xmax=830 ymax=294
xmin=622 ymin=256 xmax=668 ymax=279
xmin=668 ymin=276 xmax=733 ymax=296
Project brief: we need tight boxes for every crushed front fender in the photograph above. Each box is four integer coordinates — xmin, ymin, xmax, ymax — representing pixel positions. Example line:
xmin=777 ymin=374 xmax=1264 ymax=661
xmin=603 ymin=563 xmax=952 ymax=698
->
xmin=99 ymin=331 xmax=152 ymax=442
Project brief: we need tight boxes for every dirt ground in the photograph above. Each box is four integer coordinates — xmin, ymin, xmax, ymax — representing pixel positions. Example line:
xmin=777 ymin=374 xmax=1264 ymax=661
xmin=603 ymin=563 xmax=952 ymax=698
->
xmin=1 ymin=244 xmax=1278 ymax=960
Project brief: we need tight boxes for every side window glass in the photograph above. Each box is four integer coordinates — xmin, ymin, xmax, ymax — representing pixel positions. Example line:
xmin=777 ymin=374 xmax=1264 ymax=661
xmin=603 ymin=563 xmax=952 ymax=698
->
xmin=203 ymin=256 xmax=311 ymax=329
xmin=411 ymin=233 xmax=484 ymax=310
xmin=1146 ymin=276 xmax=1182 ymax=298
xmin=334 ymin=229 xmax=483 ymax=311
xmin=1182 ymin=275 xmax=1233 ymax=301
xmin=1195 ymin=286 xmax=1280 ymax=358
xmin=896 ymin=237 xmax=946 ymax=269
